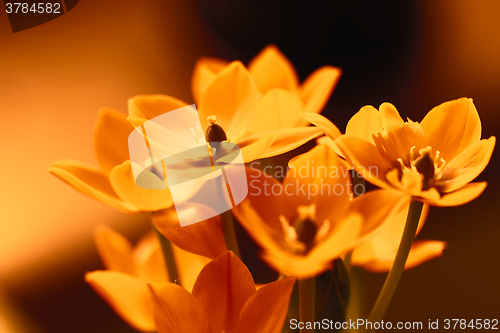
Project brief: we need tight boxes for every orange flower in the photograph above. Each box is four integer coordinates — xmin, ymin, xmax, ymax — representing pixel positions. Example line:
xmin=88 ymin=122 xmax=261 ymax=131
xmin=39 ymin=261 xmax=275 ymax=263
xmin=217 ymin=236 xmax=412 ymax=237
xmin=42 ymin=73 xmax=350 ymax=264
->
xmin=148 ymin=251 xmax=295 ymax=333
xmin=232 ymin=144 xmax=408 ymax=279
xmin=312 ymin=98 xmax=496 ymax=206
xmin=191 ymin=44 xmax=342 ymax=159
xmin=50 ymin=45 xmax=338 ymax=210
xmin=350 ymin=203 xmax=446 ymax=272
xmin=49 ymin=108 xmax=173 ymax=212
xmin=85 ymin=225 xmax=210 ymax=332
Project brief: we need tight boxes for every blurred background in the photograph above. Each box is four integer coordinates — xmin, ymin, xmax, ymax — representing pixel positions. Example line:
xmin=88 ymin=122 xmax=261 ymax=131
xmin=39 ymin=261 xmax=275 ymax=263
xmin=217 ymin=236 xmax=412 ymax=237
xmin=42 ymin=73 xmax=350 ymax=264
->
xmin=0 ymin=0 xmax=499 ymax=331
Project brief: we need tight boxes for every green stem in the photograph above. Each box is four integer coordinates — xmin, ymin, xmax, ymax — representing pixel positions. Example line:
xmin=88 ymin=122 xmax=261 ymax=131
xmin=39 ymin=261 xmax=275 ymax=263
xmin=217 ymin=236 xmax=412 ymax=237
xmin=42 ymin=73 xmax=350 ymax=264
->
xmin=153 ymin=225 xmax=180 ymax=285
xmin=221 ymin=210 xmax=241 ymax=258
xmin=299 ymin=277 xmax=316 ymax=333
xmin=365 ymin=200 xmax=424 ymax=331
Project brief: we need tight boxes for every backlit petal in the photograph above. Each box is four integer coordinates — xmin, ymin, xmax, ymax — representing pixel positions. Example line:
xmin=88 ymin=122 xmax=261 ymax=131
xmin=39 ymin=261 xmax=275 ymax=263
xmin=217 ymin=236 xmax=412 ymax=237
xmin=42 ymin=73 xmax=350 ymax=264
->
xmin=345 ymin=189 xmax=408 ymax=243
xmin=192 ymin=57 xmax=229 ymax=104
xmin=247 ymin=89 xmax=305 ymax=134
xmin=133 ymin=233 xmax=168 ymax=284
xmin=237 ymin=277 xmax=295 ymax=333
xmin=426 ymin=182 xmax=487 ymax=207
xmin=248 ymin=45 xmax=299 ymax=94
xmin=356 ymin=240 xmax=446 ymax=272
xmin=152 ymin=207 xmax=226 ymax=259
xmin=94 ymin=225 xmax=134 ymax=275
xmin=172 ymin=246 xmax=210 ymax=293
xmin=334 ymin=135 xmax=393 ymax=190
xmin=379 ymin=102 xmax=404 ymax=131
xmin=199 ymin=61 xmax=259 ymax=138
xmin=372 ymin=121 xmax=427 ymax=165
xmin=436 ymin=137 xmax=495 ymax=193
xmin=301 ymin=112 xmax=342 ymax=141
xmin=420 ymin=98 xmax=481 ymax=161
xmin=128 ymin=95 xmax=188 ymax=120
xmin=305 ymin=214 xmax=363 ymax=278
xmin=49 ymin=160 xmax=135 ymax=212
xmin=239 ymin=133 xmax=278 ymax=163
xmin=241 ymin=126 xmax=323 ymax=160
xmin=351 ymin=203 xmax=430 ymax=269
xmin=300 ymin=66 xmax=341 ymax=114
xmin=285 ymin=144 xmax=351 ymax=223
xmin=191 ymin=251 xmax=256 ymax=333
xmin=109 ymin=160 xmax=173 ymax=212
xmin=93 ymin=108 xmax=133 ymax=174
xmin=86 ymin=271 xmax=155 ymax=332
xmin=148 ymin=283 xmax=212 ymax=333
xmin=345 ymin=105 xmax=383 ymax=144
xmin=233 ymin=166 xmax=291 ymax=233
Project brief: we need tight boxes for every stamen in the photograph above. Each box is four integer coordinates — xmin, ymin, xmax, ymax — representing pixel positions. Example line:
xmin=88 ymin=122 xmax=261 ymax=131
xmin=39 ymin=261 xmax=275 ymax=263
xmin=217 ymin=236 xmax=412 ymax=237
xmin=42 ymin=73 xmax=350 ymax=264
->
xmin=205 ymin=115 xmax=228 ymax=143
xmin=293 ymin=204 xmax=319 ymax=252
xmin=280 ymin=215 xmax=298 ymax=244
xmin=413 ymin=146 xmax=435 ymax=190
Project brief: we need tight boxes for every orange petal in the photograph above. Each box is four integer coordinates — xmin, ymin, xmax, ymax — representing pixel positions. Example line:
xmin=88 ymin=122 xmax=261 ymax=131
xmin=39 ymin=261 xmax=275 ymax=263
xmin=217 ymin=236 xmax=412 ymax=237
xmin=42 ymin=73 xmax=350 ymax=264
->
xmin=241 ymin=126 xmax=323 ymax=160
xmin=262 ymin=251 xmax=334 ymax=280
xmin=199 ymin=61 xmax=259 ymax=138
xmin=358 ymin=240 xmax=446 ymax=272
xmin=284 ymin=144 xmax=351 ymax=223
xmin=49 ymin=160 xmax=135 ymax=212
xmin=128 ymin=95 xmax=188 ymax=120
xmin=148 ymin=282 xmax=212 ymax=333
xmin=420 ymin=98 xmax=481 ymax=161
xmin=85 ymin=271 xmax=155 ymax=332
xmin=345 ymin=189 xmax=408 ymax=242
xmin=304 ymin=214 xmax=363 ymax=279
xmin=192 ymin=251 xmax=256 ymax=333
xmin=192 ymin=57 xmax=229 ymax=104
xmin=233 ymin=199 xmax=288 ymax=260
xmin=172 ymin=246 xmax=210 ymax=293
xmin=239 ymin=132 xmax=278 ymax=163
xmin=237 ymin=277 xmax=296 ymax=333
xmin=427 ymin=182 xmax=487 ymax=207
xmin=152 ymin=207 xmax=226 ymax=259
xmin=93 ymin=108 xmax=133 ymax=174
xmin=248 ymin=45 xmax=299 ymax=94
xmin=247 ymin=88 xmax=305 ymax=134
xmin=437 ymin=137 xmax=495 ymax=193
xmin=301 ymin=112 xmax=342 ymax=141
xmin=372 ymin=121 xmax=427 ymax=165
xmin=317 ymin=136 xmax=346 ymax=160
xmin=133 ymin=233 xmax=168 ymax=284
xmin=379 ymin=102 xmax=404 ymax=131
xmin=334 ymin=135 xmax=393 ymax=190
xmin=300 ymin=66 xmax=341 ymax=114
xmin=345 ymin=105 xmax=383 ymax=144
xmin=109 ymin=160 xmax=173 ymax=212
xmin=94 ymin=225 xmax=135 ymax=275
xmin=351 ymin=202 xmax=429 ymax=269
xmin=232 ymin=166 xmax=291 ymax=233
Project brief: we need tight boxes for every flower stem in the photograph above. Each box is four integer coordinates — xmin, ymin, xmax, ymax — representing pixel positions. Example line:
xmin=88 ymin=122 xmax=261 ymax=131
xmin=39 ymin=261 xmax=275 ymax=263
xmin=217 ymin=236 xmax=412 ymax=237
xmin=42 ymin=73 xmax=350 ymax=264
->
xmin=221 ymin=209 xmax=241 ymax=258
xmin=365 ymin=200 xmax=424 ymax=331
xmin=153 ymin=224 xmax=180 ymax=285
xmin=299 ymin=277 xmax=316 ymax=333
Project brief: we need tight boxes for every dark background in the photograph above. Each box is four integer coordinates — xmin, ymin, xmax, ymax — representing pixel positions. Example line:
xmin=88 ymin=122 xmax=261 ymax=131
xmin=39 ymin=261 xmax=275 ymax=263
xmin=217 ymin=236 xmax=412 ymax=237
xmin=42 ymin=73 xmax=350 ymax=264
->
xmin=0 ymin=0 xmax=498 ymax=331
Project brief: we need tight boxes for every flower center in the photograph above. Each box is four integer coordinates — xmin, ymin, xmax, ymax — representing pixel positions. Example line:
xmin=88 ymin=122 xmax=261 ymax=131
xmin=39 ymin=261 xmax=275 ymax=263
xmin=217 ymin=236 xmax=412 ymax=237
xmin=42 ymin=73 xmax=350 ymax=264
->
xmin=394 ymin=146 xmax=446 ymax=192
xmin=279 ymin=204 xmax=330 ymax=254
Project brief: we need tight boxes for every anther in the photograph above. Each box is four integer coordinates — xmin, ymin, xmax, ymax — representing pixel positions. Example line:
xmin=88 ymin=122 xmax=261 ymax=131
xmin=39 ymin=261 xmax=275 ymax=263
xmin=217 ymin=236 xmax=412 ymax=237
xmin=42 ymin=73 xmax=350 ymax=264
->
xmin=205 ymin=115 xmax=227 ymax=142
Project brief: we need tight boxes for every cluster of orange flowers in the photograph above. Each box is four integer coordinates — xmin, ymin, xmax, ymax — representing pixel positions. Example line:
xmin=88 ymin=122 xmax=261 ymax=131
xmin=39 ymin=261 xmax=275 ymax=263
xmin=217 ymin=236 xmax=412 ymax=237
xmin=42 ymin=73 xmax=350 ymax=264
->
xmin=50 ymin=45 xmax=495 ymax=333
